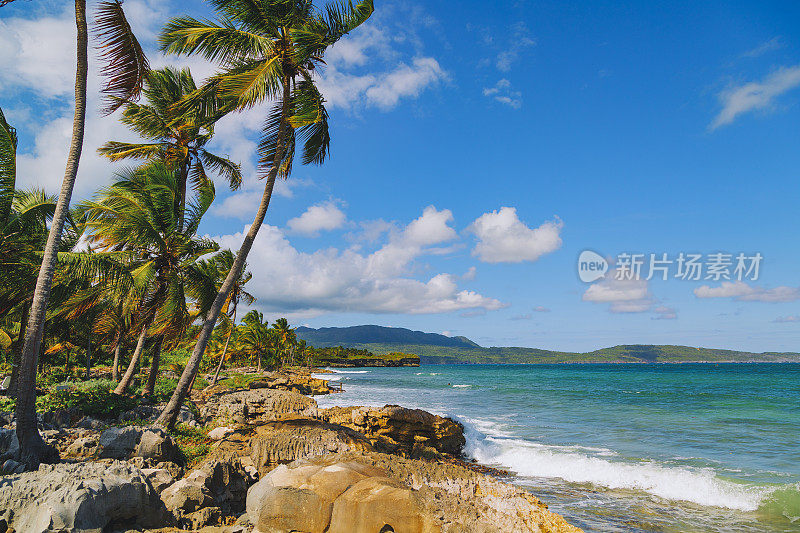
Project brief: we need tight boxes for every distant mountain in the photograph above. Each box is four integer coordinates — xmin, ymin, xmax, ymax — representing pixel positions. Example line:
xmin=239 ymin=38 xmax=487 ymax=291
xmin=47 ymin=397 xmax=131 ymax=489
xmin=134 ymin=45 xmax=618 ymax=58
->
xmin=296 ymin=325 xmax=481 ymax=349
xmin=296 ymin=326 xmax=800 ymax=364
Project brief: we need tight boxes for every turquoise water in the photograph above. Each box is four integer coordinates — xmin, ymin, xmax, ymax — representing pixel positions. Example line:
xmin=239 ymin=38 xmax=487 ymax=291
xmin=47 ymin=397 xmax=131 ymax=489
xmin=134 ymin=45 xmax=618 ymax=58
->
xmin=314 ymin=364 xmax=800 ymax=532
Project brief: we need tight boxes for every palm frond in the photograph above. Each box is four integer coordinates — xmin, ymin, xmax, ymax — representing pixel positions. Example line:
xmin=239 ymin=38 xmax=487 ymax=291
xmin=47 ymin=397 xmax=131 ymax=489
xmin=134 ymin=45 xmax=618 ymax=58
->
xmin=200 ymin=150 xmax=243 ymax=189
xmin=0 ymin=107 xmax=17 ymax=220
xmin=95 ymin=0 xmax=150 ymax=114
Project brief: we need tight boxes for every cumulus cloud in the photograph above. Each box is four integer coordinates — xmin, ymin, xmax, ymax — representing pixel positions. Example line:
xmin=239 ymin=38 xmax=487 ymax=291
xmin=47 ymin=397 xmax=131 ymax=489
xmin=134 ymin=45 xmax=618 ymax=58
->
xmin=287 ymin=202 xmax=347 ymax=236
xmin=483 ymin=79 xmax=522 ymax=108
xmin=694 ymin=281 xmax=800 ymax=302
xmin=468 ymin=207 xmax=562 ymax=264
xmin=211 ymin=207 xmax=505 ymax=316
xmin=711 ymin=65 xmax=800 ymax=129
xmin=652 ymin=306 xmax=678 ymax=320
xmin=583 ymin=274 xmax=653 ymax=313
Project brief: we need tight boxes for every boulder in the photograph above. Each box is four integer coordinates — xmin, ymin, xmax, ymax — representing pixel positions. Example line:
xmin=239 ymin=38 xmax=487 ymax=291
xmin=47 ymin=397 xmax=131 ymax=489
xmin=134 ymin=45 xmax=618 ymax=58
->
xmin=64 ymin=435 xmax=99 ymax=458
xmin=321 ymin=405 xmax=465 ymax=457
xmin=0 ymin=461 xmax=171 ymax=532
xmin=246 ymin=457 xmax=437 ymax=533
xmin=136 ymin=428 xmax=182 ymax=464
xmin=141 ymin=467 xmax=177 ymax=492
xmin=98 ymin=426 xmax=182 ymax=465
xmin=208 ymin=426 xmax=235 ymax=440
xmin=328 ymin=476 xmax=438 ymax=533
xmin=99 ymin=426 xmax=143 ymax=459
xmin=161 ymin=458 xmax=251 ymax=522
xmin=200 ymin=388 xmax=319 ymax=425
xmin=0 ymin=428 xmax=19 ymax=460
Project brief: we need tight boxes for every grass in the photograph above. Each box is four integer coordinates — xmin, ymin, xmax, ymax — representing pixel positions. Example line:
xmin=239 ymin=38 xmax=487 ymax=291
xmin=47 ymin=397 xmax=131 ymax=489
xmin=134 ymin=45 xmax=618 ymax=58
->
xmin=170 ymin=424 xmax=213 ymax=467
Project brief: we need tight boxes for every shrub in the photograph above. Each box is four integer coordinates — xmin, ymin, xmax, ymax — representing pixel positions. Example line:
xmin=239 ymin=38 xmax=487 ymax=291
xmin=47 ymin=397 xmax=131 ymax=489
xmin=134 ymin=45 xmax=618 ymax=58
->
xmin=37 ymin=379 xmax=137 ymax=419
xmin=170 ymin=424 xmax=212 ymax=467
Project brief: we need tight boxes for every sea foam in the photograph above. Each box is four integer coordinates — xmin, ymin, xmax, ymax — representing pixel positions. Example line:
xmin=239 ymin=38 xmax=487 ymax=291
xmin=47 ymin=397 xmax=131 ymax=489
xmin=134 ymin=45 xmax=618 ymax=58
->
xmin=459 ymin=417 xmax=777 ymax=511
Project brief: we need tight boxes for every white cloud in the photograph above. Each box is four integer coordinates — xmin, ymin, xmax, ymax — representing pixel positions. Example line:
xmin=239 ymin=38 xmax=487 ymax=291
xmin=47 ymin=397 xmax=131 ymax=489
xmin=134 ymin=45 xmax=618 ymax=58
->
xmin=711 ymin=65 xmax=800 ymax=129
xmin=462 ymin=266 xmax=477 ymax=281
xmin=741 ymin=37 xmax=783 ymax=59
xmin=211 ymin=207 xmax=505 ymax=316
xmin=583 ymin=275 xmax=653 ymax=313
xmin=774 ymin=315 xmax=799 ymax=323
xmin=533 ymin=306 xmax=550 ymax=313
xmin=652 ymin=306 xmax=677 ymax=320
xmin=287 ymin=201 xmax=347 ymax=236
xmin=483 ymin=79 xmax=522 ymax=109
xmin=364 ymin=57 xmax=447 ymax=109
xmin=495 ymin=22 xmax=536 ymax=73
xmin=694 ymin=281 xmax=800 ymax=302
xmin=468 ymin=207 xmax=562 ymax=263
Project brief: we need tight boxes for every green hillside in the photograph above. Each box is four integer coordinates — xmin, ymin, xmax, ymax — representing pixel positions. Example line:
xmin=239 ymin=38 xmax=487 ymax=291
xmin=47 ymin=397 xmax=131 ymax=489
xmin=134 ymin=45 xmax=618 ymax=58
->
xmin=296 ymin=326 xmax=800 ymax=364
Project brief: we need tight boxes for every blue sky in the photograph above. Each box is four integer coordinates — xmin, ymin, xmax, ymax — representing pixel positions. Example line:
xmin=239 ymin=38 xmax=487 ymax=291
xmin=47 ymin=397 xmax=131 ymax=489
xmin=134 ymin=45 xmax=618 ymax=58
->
xmin=1 ymin=0 xmax=799 ymax=352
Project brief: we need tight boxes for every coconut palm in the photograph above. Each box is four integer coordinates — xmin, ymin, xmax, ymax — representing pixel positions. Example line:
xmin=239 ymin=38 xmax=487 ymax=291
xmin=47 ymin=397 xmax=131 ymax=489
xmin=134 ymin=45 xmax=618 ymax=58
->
xmin=98 ymin=67 xmax=243 ymax=226
xmin=1 ymin=0 xmax=149 ymax=468
xmin=80 ymin=162 xmax=219 ymax=397
xmin=271 ymin=317 xmax=295 ymax=366
xmin=238 ymin=310 xmax=272 ymax=371
xmin=156 ymin=0 xmax=374 ymax=429
xmin=205 ymin=250 xmax=254 ymax=385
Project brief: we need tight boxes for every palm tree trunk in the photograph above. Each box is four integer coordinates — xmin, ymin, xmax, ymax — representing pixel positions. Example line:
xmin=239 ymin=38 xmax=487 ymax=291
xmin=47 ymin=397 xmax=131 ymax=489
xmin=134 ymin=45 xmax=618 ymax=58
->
xmin=15 ymin=0 xmax=87 ymax=470
xmin=156 ymin=80 xmax=292 ymax=430
xmin=85 ymin=334 xmax=91 ymax=380
xmin=114 ymin=326 xmax=147 ymax=395
xmin=111 ymin=343 xmax=122 ymax=381
xmin=143 ymin=336 xmax=162 ymax=397
xmin=211 ymin=308 xmax=236 ymax=386
xmin=9 ymin=300 xmax=29 ymax=397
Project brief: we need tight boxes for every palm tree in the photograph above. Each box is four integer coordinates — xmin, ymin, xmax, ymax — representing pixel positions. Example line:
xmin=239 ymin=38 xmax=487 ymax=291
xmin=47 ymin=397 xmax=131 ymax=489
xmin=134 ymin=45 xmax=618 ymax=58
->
xmin=271 ymin=317 xmax=295 ymax=367
xmin=98 ymin=66 xmax=243 ymax=226
xmin=156 ymin=0 xmax=374 ymax=429
xmin=238 ymin=310 xmax=272 ymax=371
xmin=206 ymin=250 xmax=254 ymax=385
xmin=80 ymin=162 xmax=218 ymax=397
xmin=2 ymin=0 xmax=149 ymax=468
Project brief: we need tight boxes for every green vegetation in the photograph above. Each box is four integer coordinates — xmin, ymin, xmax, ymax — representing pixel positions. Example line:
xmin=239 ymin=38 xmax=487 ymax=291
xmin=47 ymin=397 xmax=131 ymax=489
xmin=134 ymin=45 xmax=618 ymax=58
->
xmin=169 ymin=424 xmax=212 ymax=467
xmin=310 ymin=346 xmax=419 ymax=366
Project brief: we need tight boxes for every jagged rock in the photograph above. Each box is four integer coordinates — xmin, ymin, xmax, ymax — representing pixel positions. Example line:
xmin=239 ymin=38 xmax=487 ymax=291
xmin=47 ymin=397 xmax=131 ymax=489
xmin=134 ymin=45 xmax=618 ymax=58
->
xmin=247 ymin=419 xmax=372 ymax=475
xmin=185 ymin=506 xmax=222 ymax=529
xmin=161 ymin=458 xmax=251 ymax=522
xmin=0 ymin=428 xmax=19 ymax=460
xmin=136 ymin=429 xmax=181 ymax=464
xmin=246 ymin=458 xmax=437 ymax=533
xmin=248 ymin=373 xmax=333 ymax=396
xmin=75 ymin=416 xmax=106 ymax=430
xmin=200 ymin=388 xmax=319 ymax=424
xmin=208 ymin=426 xmax=235 ymax=440
xmin=161 ymin=477 xmax=214 ymax=515
xmin=99 ymin=426 xmax=143 ymax=459
xmin=0 ymin=461 xmax=171 ymax=532
xmin=65 ymin=435 xmax=99 ymax=457
xmin=119 ymin=404 xmax=196 ymax=425
xmin=321 ymin=405 xmax=465 ymax=457
xmin=98 ymin=426 xmax=182 ymax=465
xmin=142 ymin=467 xmax=177 ymax=492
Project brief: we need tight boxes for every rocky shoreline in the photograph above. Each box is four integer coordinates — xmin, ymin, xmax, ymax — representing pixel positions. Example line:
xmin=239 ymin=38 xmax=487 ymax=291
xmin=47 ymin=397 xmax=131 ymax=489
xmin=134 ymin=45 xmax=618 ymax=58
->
xmin=0 ymin=370 xmax=581 ymax=532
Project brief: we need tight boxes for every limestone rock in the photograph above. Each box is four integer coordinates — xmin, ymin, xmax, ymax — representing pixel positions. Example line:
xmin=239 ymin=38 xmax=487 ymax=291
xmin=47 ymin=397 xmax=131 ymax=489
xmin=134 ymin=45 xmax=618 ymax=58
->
xmin=136 ymin=429 xmax=181 ymax=464
xmin=0 ymin=461 xmax=171 ymax=532
xmin=65 ymin=435 xmax=99 ymax=458
xmin=208 ymin=426 xmax=235 ymax=440
xmin=247 ymin=419 xmax=372 ymax=475
xmin=99 ymin=426 xmax=143 ymax=459
xmin=246 ymin=458 xmax=437 ymax=533
xmin=200 ymin=388 xmax=319 ymax=425
xmin=321 ymin=405 xmax=465 ymax=457
xmin=328 ymin=476 xmax=439 ymax=533
xmin=141 ymin=467 xmax=177 ymax=492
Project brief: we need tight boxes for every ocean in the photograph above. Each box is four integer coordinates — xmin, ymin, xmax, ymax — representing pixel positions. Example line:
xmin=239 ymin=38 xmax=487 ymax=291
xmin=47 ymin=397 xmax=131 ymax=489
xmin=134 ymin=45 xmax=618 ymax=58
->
xmin=314 ymin=363 xmax=800 ymax=533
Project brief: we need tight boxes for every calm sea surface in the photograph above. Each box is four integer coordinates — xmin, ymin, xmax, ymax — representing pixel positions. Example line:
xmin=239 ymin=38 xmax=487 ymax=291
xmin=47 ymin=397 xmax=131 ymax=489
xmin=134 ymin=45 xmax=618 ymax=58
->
xmin=314 ymin=364 xmax=800 ymax=532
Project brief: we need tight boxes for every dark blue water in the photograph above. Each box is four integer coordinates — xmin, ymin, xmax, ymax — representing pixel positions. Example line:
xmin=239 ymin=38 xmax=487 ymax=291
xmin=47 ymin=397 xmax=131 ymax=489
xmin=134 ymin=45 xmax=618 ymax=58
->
xmin=315 ymin=364 xmax=800 ymax=532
